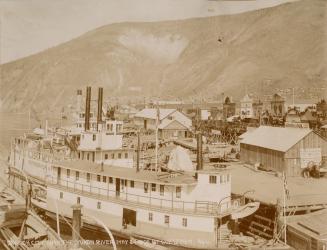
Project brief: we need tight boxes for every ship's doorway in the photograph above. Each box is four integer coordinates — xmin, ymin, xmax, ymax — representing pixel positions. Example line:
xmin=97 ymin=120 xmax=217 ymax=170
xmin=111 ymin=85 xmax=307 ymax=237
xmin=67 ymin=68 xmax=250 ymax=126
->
xmin=122 ymin=208 xmax=136 ymax=227
xmin=57 ymin=167 xmax=61 ymax=184
xmin=116 ymin=178 xmax=120 ymax=197
xmin=144 ymin=120 xmax=147 ymax=130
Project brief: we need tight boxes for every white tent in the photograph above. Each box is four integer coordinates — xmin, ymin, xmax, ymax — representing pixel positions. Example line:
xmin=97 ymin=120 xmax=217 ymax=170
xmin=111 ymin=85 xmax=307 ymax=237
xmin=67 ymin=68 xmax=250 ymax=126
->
xmin=167 ymin=146 xmax=194 ymax=171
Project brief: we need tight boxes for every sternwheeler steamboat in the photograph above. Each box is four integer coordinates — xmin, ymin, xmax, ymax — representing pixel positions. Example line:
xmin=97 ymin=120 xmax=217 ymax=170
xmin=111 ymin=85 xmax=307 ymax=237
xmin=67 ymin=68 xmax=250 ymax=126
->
xmin=7 ymin=87 xmax=287 ymax=249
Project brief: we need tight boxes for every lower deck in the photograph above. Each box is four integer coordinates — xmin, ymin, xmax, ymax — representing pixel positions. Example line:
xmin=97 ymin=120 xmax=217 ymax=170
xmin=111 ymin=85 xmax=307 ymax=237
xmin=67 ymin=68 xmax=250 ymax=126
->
xmin=45 ymin=187 xmax=226 ymax=249
xmin=7 ymin=171 xmax=231 ymax=249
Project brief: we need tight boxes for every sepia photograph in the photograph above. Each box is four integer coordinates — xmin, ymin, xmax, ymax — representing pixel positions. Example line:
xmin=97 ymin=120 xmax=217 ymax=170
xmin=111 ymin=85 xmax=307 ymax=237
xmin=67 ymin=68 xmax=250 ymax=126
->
xmin=0 ymin=0 xmax=326 ymax=249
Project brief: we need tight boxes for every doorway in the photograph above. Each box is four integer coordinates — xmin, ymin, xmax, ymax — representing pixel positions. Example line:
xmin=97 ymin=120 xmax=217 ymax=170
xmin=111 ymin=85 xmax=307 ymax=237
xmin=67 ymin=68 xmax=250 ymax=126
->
xmin=116 ymin=178 xmax=120 ymax=197
xmin=122 ymin=208 xmax=136 ymax=227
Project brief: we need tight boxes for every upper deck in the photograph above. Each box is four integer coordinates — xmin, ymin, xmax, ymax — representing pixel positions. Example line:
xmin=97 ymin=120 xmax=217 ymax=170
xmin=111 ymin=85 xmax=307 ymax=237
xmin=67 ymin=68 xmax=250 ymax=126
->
xmin=54 ymin=160 xmax=198 ymax=186
xmin=43 ymin=159 xmax=234 ymax=217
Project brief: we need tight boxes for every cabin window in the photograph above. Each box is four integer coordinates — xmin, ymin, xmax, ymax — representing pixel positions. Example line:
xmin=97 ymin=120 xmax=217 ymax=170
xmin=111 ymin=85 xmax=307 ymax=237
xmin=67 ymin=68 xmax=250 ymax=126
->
xmin=97 ymin=175 xmax=101 ymax=182
xmin=148 ymin=213 xmax=153 ymax=222
xmin=125 ymin=153 xmax=128 ymax=158
xmin=130 ymin=181 xmax=134 ymax=188
xmin=151 ymin=183 xmax=156 ymax=192
xmin=77 ymin=197 xmax=80 ymax=204
xmin=144 ymin=183 xmax=149 ymax=193
xmin=176 ymin=186 xmax=181 ymax=198
xmin=160 ymin=185 xmax=164 ymax=196
xmin=102 ymin=176 xmax=106 ymax=183
xmin=111 ymin=153 xmax=115 ymax=159
xmin=105 ymin=154 xmax=108 ymax=160
xmin=109 ymin=177 xmax=113 ymax=184
xmin=93 ymin=134 xmax=96 ymax=141
xmin=118 ymin=153 xmax=122 ymax=159
xmin=75 ymin=171 xmax=79 ymax=181
xmin=209 ymin=175 xmax=217 ymax=184
xmin=124 ymin=180 xmax=128 ymax=187
xmin=78 ymin=152 xmax=81 ymax=159
xmin=164 ymin=215 xmax=169 ymax=225
xmin=182 ymin=218 xmax=187 ymax=227
xmin=87 ymin=173 xmax=90 ymax=182
xmin=60 ymin=192 xmax=63 ymax=199
xmin=97 ymin=201 xmax=101 ymax=209
xmin=66 ymin=169 xmax=70 ymax=178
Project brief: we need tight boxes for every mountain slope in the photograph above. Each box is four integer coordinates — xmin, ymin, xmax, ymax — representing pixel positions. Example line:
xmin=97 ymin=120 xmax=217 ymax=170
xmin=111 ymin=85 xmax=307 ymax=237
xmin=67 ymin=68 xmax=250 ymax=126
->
xmin=1 ymin=0 xmax=326 ymax=113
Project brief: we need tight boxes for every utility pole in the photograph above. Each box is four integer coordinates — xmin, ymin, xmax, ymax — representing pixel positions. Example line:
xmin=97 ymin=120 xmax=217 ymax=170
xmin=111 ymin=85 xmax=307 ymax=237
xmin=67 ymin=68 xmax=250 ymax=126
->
xmin=155 ymin=103 xmax=160 ymax=173
xmin=136 ymin=130 xmax=140 ymax=172
xmin=71 ymin=204 xmax=83 ymax=249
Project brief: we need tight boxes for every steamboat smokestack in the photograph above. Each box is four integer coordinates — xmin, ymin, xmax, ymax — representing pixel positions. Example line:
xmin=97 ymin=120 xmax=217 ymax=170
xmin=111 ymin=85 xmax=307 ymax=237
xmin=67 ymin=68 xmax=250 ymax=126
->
xmin=196 ymin=108 xmax=203 ymax=171
xmin=76 ymin=89 xmax=82 ymax=111
xmin=85 ymin=86 xmax=91 ymax=131
xmin=97 ymin=87 xmax=103 ymax=130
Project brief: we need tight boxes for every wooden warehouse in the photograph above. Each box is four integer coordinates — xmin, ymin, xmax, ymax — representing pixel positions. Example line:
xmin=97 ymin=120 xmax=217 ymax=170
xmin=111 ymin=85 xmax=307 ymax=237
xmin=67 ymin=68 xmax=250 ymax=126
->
xmin=240 ymin=126 xmax=327 ymax=176
xmin=287 ymin=209 xmax=327 ymax=250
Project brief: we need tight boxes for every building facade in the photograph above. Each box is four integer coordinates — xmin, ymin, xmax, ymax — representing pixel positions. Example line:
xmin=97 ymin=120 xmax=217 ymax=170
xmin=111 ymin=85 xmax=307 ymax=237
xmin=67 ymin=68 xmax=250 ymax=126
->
xmin=240 ymin=126 xmax=327 ymax=176
xmin=223 ymin=97 xmax=236 ymax=119
xmin=134 ymin=109 xmax=192 ymax=140
xmin=240 ymin=94 xmax=253 ymax=119
xmin=270 ymin=94 xmax=285 ymax=117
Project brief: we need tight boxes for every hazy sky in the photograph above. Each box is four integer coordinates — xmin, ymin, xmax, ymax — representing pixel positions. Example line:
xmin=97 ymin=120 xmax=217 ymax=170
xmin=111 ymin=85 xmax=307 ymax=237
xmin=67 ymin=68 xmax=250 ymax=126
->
xmin=0 ymin=0 xmax=296 ymax=63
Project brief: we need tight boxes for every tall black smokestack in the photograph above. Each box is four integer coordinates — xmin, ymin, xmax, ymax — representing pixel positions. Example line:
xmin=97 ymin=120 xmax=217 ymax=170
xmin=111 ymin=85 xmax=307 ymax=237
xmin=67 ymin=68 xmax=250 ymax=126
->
xmin=85 ymin=86 xmax=91 ymax=131
xmin=76 ymin=89 xmax=82 ymax=112
xmin=196 ymin=108 xmax=203 ymax=170
xmin=97 ymin=87 xmax=103 ymax=130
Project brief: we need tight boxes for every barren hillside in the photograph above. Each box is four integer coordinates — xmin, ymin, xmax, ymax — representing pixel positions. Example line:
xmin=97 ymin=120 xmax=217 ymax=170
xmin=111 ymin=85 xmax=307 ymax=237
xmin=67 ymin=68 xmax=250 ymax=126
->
xmin=1 ymin=0 xmax=326 ymax=114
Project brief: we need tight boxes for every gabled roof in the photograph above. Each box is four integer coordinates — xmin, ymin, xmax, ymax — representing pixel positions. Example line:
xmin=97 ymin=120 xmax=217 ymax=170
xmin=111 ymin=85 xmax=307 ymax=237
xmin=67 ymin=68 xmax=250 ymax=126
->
xmin=241 ymin=126 xmax=312 ymax=152
xmin=134 ymin=108 xmax=176 ymax=120
xmin=300 ymin=110 xmax=316 ymax=122
xmin=158 ymin=119 xmax=191 ymax=130
xmin=241 ymin=94 xmax=253 ymax=103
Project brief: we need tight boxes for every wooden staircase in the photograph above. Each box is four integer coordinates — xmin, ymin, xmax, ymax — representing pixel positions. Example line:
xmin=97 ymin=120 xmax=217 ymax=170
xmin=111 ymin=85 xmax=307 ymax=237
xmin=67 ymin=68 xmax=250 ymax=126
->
xmin=240 ymin=211 xmax=276 ymax=240
xmin=218 ymin=223 xmax=231 ymax=244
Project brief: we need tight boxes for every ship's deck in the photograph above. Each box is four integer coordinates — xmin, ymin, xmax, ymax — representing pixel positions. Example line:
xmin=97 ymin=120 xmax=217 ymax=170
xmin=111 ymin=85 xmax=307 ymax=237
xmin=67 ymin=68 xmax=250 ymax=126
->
xmin=230 ymin=163 xmax=327 ymax=211
xmin=54 ymin=160 xmax=198 ymax=186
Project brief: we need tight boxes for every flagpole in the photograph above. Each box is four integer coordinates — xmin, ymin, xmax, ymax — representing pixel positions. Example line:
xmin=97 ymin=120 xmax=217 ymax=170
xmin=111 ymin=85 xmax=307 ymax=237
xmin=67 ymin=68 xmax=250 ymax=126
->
xmin=155 ymin=104 xmax=159 ymax=173
xmin=283 ymin=172 xmax=287 ymax=245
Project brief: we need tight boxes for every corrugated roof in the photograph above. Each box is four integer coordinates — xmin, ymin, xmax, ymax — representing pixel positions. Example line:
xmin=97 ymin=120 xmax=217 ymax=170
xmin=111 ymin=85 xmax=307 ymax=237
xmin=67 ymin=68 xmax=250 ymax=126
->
xmin=134 ymin=108 xmax=176 ymax=120
xmin=240 ymin=126 xmax=312 ymax=152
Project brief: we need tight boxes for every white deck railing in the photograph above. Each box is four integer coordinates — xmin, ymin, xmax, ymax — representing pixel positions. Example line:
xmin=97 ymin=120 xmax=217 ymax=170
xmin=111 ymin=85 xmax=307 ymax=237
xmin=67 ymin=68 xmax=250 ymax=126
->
xmin=48 ymin=177 xmax=236 ymax=216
